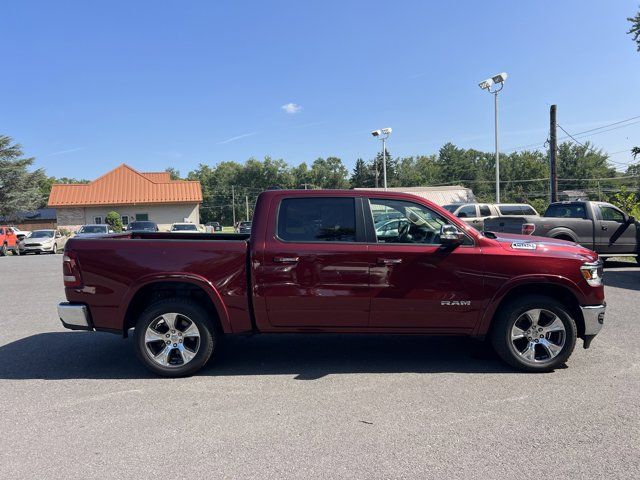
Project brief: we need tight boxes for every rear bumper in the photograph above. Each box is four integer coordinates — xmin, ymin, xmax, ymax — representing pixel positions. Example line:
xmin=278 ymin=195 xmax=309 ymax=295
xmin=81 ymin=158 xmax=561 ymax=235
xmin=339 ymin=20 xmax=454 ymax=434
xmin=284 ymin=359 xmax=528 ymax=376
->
xmin=57 ymin=303 xmax=94 ymax=331
xmin=580 ymin=304 xmax=605 ymax=336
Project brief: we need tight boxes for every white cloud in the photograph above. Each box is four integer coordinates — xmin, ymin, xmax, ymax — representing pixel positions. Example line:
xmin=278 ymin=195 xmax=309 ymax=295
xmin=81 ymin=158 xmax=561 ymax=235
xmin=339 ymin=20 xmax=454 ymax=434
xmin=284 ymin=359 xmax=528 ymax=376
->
xmin=281 ymin=103 xmax=302 ymax=114
xmin=217 ymin=132 xmax=258 ymax=144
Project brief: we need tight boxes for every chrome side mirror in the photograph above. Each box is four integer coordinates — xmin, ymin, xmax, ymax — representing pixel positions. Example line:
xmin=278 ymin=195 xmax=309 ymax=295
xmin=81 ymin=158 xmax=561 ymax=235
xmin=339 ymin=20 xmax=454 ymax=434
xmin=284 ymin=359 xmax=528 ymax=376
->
xmin=440 ymin=224 xmax=464 ymax=246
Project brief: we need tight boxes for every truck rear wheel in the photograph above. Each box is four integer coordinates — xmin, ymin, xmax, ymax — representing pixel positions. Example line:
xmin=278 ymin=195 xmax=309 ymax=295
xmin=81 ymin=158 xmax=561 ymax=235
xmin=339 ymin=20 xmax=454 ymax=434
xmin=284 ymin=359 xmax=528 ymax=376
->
xmin=491 ymin=295 xmax=577 ymax=372
xmin=134 ymin=298 xmax=216 ymax=377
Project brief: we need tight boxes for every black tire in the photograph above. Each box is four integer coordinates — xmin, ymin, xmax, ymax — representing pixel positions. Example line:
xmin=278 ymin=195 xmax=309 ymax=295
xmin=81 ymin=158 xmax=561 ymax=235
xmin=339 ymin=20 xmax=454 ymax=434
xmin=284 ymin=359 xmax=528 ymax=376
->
xmin=134 ymin=298 xmax=217 ymax=377
xmin=0 ymin=244 xmax=7 ymax=256
xmin=35 ymin=251 xmax=41 ymax=255
xmin=13 ymin=247 xmax=21 ymax=256
xmin=52 ymin=244 xmax=57 ymax=254
xmin=491 ymin=294 xmax=577 ymax=372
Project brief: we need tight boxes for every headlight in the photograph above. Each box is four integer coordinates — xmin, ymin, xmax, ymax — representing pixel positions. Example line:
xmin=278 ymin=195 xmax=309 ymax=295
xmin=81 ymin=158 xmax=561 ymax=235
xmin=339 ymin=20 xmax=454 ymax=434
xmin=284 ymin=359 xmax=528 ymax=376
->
xmin=581 ymin=261 xmax=603 ymax=287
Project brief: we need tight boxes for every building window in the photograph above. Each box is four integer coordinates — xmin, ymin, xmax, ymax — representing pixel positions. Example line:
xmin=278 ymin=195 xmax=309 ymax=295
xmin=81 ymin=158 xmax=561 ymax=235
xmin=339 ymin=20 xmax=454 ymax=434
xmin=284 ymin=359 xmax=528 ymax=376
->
xmin=121 ymin=215 xmax=129 ymax=226
xmin=94 ymin=216 xmax=102 ymax=224
xmin=136 ymin=213 xmax=149 ymax=221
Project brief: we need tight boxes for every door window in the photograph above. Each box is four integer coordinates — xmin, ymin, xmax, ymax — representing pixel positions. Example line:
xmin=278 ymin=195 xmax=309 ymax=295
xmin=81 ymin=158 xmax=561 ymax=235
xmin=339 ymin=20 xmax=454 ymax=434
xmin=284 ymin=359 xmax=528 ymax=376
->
xmin=370 ymin=198 xmax=470 ymax=245
xmin=277 ymin=197 xmax=357 ymax=242
xmin=479 ymin=205 xmax=491 ymax=216
xmin=600 ymin=206 xmax=625 ymax=223
xmin=456 ymin=205 xmax=477 ymax=218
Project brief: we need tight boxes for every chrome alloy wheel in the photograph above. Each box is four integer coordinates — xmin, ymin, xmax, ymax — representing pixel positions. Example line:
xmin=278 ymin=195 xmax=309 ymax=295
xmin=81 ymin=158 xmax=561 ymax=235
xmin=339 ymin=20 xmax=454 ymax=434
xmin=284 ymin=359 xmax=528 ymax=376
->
xmin=510 ymin=309 xmax=566 ymax=364
xmin=144 ymin=313 xmax=201 ymax=367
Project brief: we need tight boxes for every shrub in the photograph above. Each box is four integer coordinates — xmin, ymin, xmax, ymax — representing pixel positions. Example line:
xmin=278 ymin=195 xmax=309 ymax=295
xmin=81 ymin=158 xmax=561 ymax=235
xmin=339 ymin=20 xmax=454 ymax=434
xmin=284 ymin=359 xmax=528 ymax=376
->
xmin=105 ymin=211 xmax=123 ymax=232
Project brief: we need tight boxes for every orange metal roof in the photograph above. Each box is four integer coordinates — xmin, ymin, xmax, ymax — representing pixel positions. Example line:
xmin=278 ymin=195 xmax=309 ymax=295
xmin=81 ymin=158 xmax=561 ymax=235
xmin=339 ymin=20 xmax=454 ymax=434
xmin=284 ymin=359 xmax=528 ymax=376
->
xmin=48 ymin=164 xmax=202 ymax=207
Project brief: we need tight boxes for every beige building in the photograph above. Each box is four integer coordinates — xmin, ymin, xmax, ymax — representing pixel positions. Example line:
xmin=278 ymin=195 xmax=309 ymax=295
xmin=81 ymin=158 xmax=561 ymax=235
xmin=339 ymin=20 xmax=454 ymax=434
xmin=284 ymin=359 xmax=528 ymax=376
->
xmin=48 ymin=164 xmax=202 ymax=231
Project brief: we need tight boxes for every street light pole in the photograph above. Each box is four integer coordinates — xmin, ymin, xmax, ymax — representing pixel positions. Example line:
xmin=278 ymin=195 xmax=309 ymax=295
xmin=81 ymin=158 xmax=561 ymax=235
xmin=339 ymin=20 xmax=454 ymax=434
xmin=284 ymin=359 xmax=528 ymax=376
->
xmin=382 ymin=135 xmax=387 ymax=190
xmin=478 ymin=72 xmax=507 ymax=203
xmin=494 ymin=89 xmax=500 ymax=203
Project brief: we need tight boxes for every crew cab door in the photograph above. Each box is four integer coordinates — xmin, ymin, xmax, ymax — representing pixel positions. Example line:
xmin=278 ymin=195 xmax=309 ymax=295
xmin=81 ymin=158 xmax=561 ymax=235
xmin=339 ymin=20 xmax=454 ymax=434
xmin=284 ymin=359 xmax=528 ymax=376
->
xmin=596 ymin=204 xmax=637 ymax=254
xmin=254 ymin=195 xmax=371 ymax=328
xmin=365 ymin=197 xmax=485 ymax=330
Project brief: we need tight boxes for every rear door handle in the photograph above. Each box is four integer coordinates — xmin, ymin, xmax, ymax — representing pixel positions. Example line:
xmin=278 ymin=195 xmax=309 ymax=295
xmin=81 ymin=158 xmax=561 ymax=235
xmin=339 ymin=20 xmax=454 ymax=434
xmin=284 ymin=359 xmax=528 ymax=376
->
xmin=601 ymin=226 xmax=608 ymax=231
xmin=378 ymin=258 xmax=403 ymax=265
xmin=273 ymin=256 xmax=299 ymax=263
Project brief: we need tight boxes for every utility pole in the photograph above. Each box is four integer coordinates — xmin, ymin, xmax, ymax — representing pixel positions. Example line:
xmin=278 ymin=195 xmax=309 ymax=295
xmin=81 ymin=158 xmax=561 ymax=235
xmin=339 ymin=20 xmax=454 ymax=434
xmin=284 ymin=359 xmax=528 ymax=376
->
xmin=549 ymin=105 xmax=558 ymax=202
xmin=382 ymin=136 xmax=388 ymax=190
xmin=231 ymin=185 xmax=236 ymax=226
xmin=245 ymin=195 xmax=249 ymax=220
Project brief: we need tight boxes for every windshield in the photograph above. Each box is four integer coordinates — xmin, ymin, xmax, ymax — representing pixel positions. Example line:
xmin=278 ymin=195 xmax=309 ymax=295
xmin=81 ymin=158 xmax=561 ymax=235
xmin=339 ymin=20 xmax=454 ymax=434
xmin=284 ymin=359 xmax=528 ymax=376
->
xmin=79 ymin=226 xmax=107 ymax=234
xmin=127 ymin=222 xmax=156 ymax=230
xmin=442 ymin=205 xmax=459 ymax=213
xmin=240 ymin=222 xmax=252 ymax=227
xmin=172 ymin=224 xmax=197 ymax=231
xmin=30 ymin=230 xmax=54 ymax=238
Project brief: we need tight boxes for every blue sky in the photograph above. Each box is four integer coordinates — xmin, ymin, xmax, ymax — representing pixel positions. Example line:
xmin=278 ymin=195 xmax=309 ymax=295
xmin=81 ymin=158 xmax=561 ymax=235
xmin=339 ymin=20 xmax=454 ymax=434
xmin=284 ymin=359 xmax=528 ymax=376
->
xmin=2 ymin=0 xmax=639 ymax=179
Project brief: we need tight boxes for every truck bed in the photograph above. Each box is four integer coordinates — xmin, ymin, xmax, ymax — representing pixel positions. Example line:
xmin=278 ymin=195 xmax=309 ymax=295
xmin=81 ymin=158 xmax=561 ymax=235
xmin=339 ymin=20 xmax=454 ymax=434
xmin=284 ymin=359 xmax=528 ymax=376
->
xmin=64 ymin=232 xmax=253 ymax=333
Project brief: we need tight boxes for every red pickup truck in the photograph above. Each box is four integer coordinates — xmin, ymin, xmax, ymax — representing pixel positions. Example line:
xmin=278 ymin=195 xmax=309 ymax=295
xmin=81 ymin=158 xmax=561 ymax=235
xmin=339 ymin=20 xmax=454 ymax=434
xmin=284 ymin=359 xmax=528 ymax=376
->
xmin=58 ymin=190 xmax=606 ymax=376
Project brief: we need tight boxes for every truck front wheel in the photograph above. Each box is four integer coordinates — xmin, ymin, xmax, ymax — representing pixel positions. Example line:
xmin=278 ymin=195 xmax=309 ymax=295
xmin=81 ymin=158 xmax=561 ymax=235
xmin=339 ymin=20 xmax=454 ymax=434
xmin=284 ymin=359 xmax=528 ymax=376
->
xmin=134 ymin=298 xmax=216 ymax=377
xmin=491 ymin=295 xmax=577 ymax=372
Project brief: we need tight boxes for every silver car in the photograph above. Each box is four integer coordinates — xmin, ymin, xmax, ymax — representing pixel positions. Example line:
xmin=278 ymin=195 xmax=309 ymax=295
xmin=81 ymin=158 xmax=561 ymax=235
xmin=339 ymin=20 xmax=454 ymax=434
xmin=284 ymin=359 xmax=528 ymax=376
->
xmin=20 ymin=230 xmax=67 ymax=255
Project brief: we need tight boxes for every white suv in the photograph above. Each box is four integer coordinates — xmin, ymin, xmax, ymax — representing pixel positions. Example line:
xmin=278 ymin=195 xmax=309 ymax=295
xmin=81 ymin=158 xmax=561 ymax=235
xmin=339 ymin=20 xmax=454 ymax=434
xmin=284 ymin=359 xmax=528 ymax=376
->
xmin=442 ymin=203 xmax=539 ymax=230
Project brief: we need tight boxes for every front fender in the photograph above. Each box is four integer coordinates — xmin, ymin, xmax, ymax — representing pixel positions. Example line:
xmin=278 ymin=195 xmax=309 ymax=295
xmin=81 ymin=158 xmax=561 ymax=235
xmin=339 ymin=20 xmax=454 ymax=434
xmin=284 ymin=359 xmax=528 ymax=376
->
xmin=474 ymin=274 xmax=585 ymax=336
xmin=119 ymin=273 xmax=232 ymax=333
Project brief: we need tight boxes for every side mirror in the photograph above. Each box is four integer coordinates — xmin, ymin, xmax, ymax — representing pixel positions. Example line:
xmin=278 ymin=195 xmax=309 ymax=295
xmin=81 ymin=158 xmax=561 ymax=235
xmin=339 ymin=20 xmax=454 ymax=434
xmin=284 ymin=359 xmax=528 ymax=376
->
xmin=440 ymin=224 xmax=464 ymax=247
xmin=628 ymin=215 xmax=636 ymax=224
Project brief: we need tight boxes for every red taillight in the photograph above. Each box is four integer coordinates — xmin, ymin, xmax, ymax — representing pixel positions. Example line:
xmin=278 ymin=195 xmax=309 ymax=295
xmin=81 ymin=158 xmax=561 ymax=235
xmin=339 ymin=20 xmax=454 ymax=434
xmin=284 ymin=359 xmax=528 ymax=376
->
xmin=63 ymin=251 xmax=82 ymax=288
xmin=521 ymin=223 xmax=536 ymax=235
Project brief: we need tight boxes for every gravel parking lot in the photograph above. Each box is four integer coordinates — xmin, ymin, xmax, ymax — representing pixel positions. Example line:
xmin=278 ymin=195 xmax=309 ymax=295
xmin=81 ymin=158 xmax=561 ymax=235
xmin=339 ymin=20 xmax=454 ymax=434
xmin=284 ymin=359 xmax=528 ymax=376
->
xmin=1 ymin=253 xmax=639 ymax=479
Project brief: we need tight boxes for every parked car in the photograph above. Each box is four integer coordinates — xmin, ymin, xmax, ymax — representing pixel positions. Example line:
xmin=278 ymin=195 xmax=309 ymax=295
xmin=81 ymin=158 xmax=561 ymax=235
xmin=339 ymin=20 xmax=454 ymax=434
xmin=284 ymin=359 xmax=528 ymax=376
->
xmin=8 ymin=226 xmax=31 ymax=241
xmin=20 ymin=229 xmax=67 ymax=254
xmin=442 ymin=203 xmax=539 ymax=231
xmin=205 ymin=221 xmax=223 ymax=232
xmin=75 ymin=224 xmax=114 ymax=237
xmin=484 ymin=201 xmax=639 ymax=262
xmin=235 ymin=221 xmax=252 ymax=234
xmin=170 ymin=223 xmax=199 ymax=232
xmin=57 ymin=190 xmax=605 ymax=377
xmin=0 ymin=226 xmax=20 ymax=256
xmin=126 ymin=221 xmax=159 ymax=232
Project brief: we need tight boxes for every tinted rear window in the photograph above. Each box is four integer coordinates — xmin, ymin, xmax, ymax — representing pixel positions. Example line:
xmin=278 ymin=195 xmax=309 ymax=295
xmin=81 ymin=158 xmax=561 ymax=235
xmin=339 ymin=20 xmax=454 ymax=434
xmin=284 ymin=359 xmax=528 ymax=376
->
xmin=278 ymin=197 xmax=356 ymax=242
xmin=545 ymin=204 xmax=587 ymax=219
xmin=498 ymin=205 xmax=525 ymax=215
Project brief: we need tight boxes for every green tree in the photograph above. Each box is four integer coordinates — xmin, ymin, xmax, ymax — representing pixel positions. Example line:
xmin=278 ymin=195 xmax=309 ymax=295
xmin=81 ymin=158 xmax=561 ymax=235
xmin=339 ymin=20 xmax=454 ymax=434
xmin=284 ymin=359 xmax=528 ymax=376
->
xmin=0 ymin=135 xmax=47 ymax=217
xmin=628 ymin=7 xmax=640 ymax=51
xmin=350 ymin=158 xmax=371 ymax=188
xmin=165 ymin=167 xmax=181 ymax=180
xmin=105 ymin=211 xmax=123 ymax=232
xmin=309 ymin=157 xmax=349 ymax=189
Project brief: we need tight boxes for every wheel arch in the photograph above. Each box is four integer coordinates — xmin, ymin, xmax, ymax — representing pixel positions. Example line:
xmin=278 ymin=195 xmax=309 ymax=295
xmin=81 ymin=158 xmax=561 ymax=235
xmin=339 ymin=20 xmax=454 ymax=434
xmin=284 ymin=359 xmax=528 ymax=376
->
xmin=547 ymin=228 xmax=578 ymax=242
xmin=477 ymin=278 xmax=586 ymax=340
xmin=122 ymin=277 xmax=231 ymax=337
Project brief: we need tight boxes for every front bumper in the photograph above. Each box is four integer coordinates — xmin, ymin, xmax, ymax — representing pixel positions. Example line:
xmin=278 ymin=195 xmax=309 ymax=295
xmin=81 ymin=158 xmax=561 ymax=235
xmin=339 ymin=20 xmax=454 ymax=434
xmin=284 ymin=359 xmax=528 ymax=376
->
xmin=580 ymin=304 xmax=605 ymax=348
xmin=57 ymin=303 xmax=94 ymax=331
xmin=22 ymin=244 xmax=53 ymax=253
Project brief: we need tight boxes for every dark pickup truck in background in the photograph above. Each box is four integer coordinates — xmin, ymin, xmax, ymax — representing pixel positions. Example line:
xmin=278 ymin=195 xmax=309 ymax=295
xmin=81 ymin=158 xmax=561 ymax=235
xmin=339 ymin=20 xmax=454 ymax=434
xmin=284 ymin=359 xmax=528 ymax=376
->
xmin=484 ymin=201 xmax=639 ymax=262
xmin=58 ymin=190 xmax=606 ymax=377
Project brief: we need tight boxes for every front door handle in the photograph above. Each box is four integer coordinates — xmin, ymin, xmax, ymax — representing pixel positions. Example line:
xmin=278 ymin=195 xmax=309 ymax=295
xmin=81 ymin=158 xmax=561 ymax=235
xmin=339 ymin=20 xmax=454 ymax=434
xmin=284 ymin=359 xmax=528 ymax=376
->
xmin=378 ymin=258 xmax=403 ymax=265
xmin=273 ymin=256 xmax=299 ymax=263
xmin=601 ymin=226 xmax=608 ymax=231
